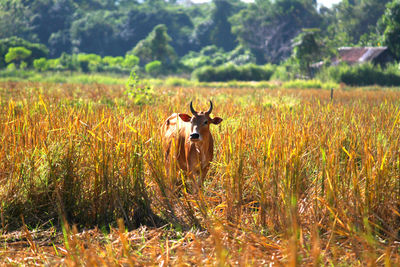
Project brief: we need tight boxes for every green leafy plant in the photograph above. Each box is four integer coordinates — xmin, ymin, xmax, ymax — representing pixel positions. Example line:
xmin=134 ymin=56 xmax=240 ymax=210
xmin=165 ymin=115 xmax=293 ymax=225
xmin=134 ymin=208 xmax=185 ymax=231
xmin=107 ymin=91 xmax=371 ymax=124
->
xmin=292 ymin=29 xmax=322 ymax=78
xmin=33 ymin=58 xmax=48 ymax=72
xmin=5 ymin=47 xmax=32 ymax=68
xmin=122 ymin=54 xmax=140 ymax=69
xmin=145 ymin=60 xmax=162 ymax=76
xmin=192 ymin=63 xmax=274 ymax=82
xmin=124 ymin=70 xmax=155 ymax=105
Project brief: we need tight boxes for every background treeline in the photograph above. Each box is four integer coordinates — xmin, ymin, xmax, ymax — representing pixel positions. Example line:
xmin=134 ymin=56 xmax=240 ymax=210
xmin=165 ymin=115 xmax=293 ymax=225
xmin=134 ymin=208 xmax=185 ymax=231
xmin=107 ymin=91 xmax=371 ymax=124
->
xmin=1 ymin=0 xmax=400 ymax=85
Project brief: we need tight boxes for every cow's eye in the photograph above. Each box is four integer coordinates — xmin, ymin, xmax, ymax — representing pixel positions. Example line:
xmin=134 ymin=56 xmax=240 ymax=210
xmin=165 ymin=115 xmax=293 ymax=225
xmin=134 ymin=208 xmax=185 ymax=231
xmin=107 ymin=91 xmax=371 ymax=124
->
xmin=204 ymin=121 xmax=208 ymax=125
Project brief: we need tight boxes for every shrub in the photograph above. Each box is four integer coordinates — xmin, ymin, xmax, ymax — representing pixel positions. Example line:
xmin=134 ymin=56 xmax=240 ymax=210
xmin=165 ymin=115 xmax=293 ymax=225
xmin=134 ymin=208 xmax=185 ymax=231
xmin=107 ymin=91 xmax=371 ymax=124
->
xmin=192 ymin=64 xmax=275 ymax=82
xmin=103 ymin=56 xmax=124 ymax=67
xmin=317 ymin=62 xmax=400 ymax=86
xmin=165 ymin=77 xmax=191 ymax=86
xmin=0 ymin=36 xmax=49 ymax=68
xmin=201 ymin=45 xmax=220 ymax=56
xmin=46 ymin=58 xmax=64 ymax=71
xmin=20 ymin=61 xmax=28 ymax=70
xmin=79 ymin=60 xmax=90 ymax=73
xmin=125 ymin=70 xmax=154 ymax=105
xmin=5 ymin=47 xmax=32 ymax=68
xmin=192 ymin=65 xmax=216 ymax=82
xmin=6 ymin=63 xmax=16 ymax=71
xmin=33 ymin=58 xmax=48 ymax=72
xmin=180 ymin=54 xmax=212 ymax=70
xmin=226 ymin=45 xmax=257 ymax=65
xmin=145 ymin=60 xmax=162 ymax=76
xmin=123 ymin=54 xmax=140 ymax=69
xmin=180 ymin=45 xmax=256 ymax=71
xmin=77 ymin=53 xmax=102 ymax=72
xmin=59 ymin=53 xmax=78 ymax=71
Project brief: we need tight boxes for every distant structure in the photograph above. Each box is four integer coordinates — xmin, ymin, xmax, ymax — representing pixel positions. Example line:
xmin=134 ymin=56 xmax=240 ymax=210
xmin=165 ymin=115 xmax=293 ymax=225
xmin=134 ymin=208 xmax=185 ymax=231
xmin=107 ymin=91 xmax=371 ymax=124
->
xmin=333 ymin=47 xmax=396 ymax=66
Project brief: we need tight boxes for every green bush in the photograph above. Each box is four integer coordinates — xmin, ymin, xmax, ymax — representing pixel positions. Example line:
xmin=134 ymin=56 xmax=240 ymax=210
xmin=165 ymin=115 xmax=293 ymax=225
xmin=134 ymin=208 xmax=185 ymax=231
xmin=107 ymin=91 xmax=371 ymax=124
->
xmin=46 ymin=58 xmax=65 ymax=71
xmin=165 ymin=77 xmax=191 ymax=86
xmin=192 ymin=64 xmax=275 ymax=82
xmin=192 ymin=66 xmax=214 ymax=82
xmin=271 ymin=65 xmax=293 ymax=81
xmin=100 ymin=55 xmax=139 ymax=74
xmin=145 ymin=60 xmax=162 ymax=76
xmin=317 ymin=63 xmax=400 ymax=86
xmin=103 ymin=56 xmax=124 ymax=66
xmin=181 ymin=45 xmax=256 ymax=71
xmin=125 ymin=71 xmax=154 ymax=105
xmin=6 ymin=63 xmax=16 ymax=71
xmin=122 ymin=54 xmax=140 ymax=69
xmin=20 ymin=61 xmax=28 ymax=70
xmin=77 ymin=53 xmax=102 ymax=72
xmin=5 ymin=47 xmax=32 ymax=68
xmin=33 ymin=58 xmax=48 ymax=72
xmin=0 ymin=37 xmax=49 ymax=68
xmin=58 ymin=53 xmax=78 ymax=71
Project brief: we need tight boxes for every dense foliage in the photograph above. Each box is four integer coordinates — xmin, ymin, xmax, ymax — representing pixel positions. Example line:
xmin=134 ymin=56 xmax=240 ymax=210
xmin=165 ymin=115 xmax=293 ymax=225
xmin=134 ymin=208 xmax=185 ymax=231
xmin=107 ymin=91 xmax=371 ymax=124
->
xmin=317 ymin=62 xmax=400 ymax=86
xmin=192 ymin=63 xmax=275 ymax=81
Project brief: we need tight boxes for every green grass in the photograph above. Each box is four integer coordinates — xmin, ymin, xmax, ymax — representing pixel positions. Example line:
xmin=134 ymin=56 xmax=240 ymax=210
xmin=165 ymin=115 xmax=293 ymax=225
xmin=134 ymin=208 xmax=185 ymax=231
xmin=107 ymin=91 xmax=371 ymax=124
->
xmin=0 ymin=69 xmax=344 ymax=89
xmin=0 ymin=69 xmax=128 ymax=84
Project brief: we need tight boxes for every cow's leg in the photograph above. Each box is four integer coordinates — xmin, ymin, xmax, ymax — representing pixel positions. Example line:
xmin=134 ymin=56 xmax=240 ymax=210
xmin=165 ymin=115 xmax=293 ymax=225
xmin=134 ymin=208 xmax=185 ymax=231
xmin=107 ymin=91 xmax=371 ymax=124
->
xmin=199 ymin=164 xmax=209 ymax=187
xmin=185 ymin=148 xmax=204 ymax=193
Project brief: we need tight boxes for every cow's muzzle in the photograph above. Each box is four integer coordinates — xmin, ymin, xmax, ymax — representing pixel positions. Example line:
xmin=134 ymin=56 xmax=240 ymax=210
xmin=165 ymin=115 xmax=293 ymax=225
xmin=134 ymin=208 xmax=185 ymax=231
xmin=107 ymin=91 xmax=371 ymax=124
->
xmin=189 ymin=133 xmax=200 ymax=141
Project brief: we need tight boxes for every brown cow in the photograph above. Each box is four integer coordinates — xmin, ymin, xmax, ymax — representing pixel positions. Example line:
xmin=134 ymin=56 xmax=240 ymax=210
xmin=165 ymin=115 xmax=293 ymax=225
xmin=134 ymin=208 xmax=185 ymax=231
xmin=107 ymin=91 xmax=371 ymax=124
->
xmin=162 ymin=101 xmax=223 ymax=189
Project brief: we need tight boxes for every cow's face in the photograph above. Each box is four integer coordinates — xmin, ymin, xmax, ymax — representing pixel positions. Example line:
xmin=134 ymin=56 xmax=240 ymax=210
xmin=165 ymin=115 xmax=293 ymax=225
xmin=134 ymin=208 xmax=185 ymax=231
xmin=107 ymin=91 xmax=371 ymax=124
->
xmin=179 ymin=101 xmax=223 ymax=142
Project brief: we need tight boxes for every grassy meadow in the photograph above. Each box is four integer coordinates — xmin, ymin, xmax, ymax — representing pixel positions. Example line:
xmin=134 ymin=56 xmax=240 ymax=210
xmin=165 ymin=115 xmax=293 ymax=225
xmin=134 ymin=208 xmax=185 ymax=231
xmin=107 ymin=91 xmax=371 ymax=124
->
xmin=0 ymin=80 xmax=400 ymax=265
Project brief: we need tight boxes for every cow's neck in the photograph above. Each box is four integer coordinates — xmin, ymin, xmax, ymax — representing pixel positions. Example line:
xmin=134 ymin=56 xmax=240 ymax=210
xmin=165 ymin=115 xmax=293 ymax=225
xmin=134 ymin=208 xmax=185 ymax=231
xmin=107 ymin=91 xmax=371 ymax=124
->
xmin=194 ymin=133 xmax=211 ymax=157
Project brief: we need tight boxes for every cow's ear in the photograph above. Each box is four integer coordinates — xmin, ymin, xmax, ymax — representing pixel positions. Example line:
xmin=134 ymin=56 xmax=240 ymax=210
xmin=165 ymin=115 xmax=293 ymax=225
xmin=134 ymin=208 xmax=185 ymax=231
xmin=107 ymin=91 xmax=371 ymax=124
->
xmin=179 ymin=113 xmax=191 ymax=122
xmin=211 ymin=117 xmax=223 ymax=125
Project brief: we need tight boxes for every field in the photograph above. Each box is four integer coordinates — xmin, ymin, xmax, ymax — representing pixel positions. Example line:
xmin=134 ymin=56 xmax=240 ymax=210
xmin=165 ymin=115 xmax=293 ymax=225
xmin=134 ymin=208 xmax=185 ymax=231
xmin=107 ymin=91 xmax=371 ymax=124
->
xmin=0 ymin=80 xmax=400 ymax=265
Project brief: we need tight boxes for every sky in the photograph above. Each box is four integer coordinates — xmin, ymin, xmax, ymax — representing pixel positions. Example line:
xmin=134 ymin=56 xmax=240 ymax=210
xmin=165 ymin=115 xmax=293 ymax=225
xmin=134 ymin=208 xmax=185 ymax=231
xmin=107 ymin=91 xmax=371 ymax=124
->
xmin=319 ymin=0 xmax=342 ymax=7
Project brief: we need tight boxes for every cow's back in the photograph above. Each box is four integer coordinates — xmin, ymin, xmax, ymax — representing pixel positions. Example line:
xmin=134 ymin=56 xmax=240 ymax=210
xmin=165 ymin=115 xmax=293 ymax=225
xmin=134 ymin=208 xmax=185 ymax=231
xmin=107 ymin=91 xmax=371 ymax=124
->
xmin=162 ymin=113 xmax=188 ymax=172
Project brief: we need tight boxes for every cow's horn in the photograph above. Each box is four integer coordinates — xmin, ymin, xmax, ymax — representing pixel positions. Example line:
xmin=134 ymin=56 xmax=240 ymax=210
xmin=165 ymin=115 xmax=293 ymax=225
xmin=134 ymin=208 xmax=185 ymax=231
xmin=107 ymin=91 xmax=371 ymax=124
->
xmin=190 ymin=101 xmax=198 ymax=115
xmin=206 ymin=100 xmax=213 ymax=115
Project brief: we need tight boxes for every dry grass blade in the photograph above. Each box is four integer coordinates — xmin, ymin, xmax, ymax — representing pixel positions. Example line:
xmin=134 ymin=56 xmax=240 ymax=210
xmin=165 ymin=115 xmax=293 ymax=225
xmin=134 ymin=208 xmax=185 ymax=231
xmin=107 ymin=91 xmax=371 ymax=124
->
xmin=0 ymin=81 xmax=400 ymax=265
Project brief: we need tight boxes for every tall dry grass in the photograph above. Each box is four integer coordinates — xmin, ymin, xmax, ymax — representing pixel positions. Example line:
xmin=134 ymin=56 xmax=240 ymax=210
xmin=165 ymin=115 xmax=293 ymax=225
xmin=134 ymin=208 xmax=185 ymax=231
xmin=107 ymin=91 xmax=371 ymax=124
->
xmin=0 ymin=81 xmax=399 ymax=265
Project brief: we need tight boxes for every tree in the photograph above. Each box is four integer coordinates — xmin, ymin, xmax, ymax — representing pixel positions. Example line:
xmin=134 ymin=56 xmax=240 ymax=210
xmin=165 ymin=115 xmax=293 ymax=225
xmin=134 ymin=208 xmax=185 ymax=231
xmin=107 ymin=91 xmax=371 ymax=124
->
xmin=118 ymin=6 xmax=194 ymax=56
xmin=328 ymin=0 xmax=391 ymax=46
xmin=292 ymin=29 xmax=322 ymax=77
xmin=191 ymin=0 xmax=244 ymax=51
xmin=130 ymin=24 xmax=177 ymax=67
xmin=231 ymin=0 xmax=321 ymax=64
xmin=0 ymin=0 xmax=33 ymax=40
xmin=48 ymin=30 xmax=72 ymax=57
xmin=5 ymin=47 xmax=32 ymax=68
xmin=70 ymin=11 xmax=117 ymax=56
xmin=381 ymin=0 xmax=400 ymax=58
xmin=0 ymin=37 xmax=49 ymax=68
xmin=29 ymin=0 xmax=76 ymax=45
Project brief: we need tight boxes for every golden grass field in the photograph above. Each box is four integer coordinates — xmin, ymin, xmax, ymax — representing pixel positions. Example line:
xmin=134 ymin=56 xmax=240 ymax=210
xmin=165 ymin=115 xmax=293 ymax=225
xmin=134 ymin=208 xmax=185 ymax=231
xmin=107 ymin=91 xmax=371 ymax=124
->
xmin=0 ymin=81 xmax=400 ymax=265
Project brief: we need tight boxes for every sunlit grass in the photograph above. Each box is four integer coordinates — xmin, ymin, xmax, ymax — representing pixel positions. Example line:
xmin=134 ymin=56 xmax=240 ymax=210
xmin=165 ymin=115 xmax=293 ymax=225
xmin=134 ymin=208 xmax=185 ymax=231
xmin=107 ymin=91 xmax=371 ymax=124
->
xmin=0 ymin=81 xmax=399 ymax=265
xmin=0 ymin=70 xmax=346 ymax=89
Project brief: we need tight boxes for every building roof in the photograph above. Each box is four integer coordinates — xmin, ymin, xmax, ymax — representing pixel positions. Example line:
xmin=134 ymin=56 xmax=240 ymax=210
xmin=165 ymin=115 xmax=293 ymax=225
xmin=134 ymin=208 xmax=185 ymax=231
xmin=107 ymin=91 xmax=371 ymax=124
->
xmin=337 ymin=47 xmax=388 ymax=64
